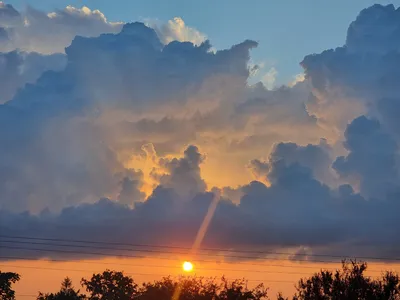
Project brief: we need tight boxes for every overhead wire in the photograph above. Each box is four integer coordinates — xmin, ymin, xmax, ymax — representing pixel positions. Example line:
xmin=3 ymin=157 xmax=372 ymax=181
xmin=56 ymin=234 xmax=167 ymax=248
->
xmin=0 ymin=234 xmax=395 ymax=262
xmin=0 ymin=245 xmax=395 ymax=274
xmin=2 ymin=235 xmax=397 ymax=298
xmin=0 ymin=264 xmax=298 ymax=283
xmin=0 ymin=243 xmax=360 ymax=266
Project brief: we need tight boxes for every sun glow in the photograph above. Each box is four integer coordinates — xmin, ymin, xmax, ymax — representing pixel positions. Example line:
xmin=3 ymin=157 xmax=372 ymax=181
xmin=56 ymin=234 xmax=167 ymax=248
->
xmin=182 ymin=261 xmax=194 ymax=272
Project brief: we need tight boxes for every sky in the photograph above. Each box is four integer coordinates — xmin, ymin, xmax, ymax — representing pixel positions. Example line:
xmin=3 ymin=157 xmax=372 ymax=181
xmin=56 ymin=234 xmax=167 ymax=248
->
xmin=10 ymin=0 xmax=400 ymax=85
xmin=3 ymin=0 xmax=400 ymax=298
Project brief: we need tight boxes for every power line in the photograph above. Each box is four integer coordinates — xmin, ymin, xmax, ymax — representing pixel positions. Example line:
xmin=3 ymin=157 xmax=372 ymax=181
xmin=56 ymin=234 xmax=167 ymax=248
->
xmin=1 ymin=238 xmax=396 ymax=269
xmin=0 ymin=254 xmax=318 ymax=275
xmin=0 ymin=245 xmax=393 ymax=274
xmin=0 ymin=234 xmax=394 ymax=262
xmin=0 ymin=249 xmax=325 ymax=276
xmin=0 ymin=264 xmax=296 ymax=283
xmin=0 ymin=239 xmax=351 ymax=263
xmin=0 ymin=254 xmax=343 ymax=272
xmin=0 ymin=243 xmax=348 ymax=266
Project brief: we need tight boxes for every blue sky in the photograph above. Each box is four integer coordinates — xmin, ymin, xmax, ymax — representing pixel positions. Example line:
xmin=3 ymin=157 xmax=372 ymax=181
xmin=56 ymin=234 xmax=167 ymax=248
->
xmin=11 ymin=0 xmax=400 ymax=84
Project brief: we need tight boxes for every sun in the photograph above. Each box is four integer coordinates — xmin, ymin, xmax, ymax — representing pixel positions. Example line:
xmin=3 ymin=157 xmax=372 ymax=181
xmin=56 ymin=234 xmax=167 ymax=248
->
xmin=182 ymin=261 xmax=194 ymax=272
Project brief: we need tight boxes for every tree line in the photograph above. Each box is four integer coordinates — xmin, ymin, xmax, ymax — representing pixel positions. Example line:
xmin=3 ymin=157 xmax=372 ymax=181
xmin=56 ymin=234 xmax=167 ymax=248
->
xmin=1 ymin=260 xmax=400 ymax=300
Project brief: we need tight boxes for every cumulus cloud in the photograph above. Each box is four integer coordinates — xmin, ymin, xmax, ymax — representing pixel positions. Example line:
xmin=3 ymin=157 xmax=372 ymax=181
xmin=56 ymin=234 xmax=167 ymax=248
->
xmin=147 ymin=17 xmax=207 ymax=46
xmin=333 ymin=116 xmax=399 ymax=199
xmin=0 ymin=4 xmax=323 ymax=200
xmin=0 ymin=4 xmax=122 ymax=54
xmin=0 ymin=3 xmax=208 ymax=54
xmin=302 ymin=3 xmax=400 ymax=197
xmin=248 ymin=138 xmax=335 ymax=186
xmin=0 ymin=1 xmax=20 ymax=27
xmin=288 ymin=73 xmax=305 ymax=88
xmin=301 ymin=4 xmax=400 ymax=138
xmin=0 ymin=20 xmax=260 ymax=213
xmin=0 ymin=50 xmax=66 ymax=103
xmin=118 ymin=169 xmax=146 ymax=206
xmin=260 ymin=67 xmax=277 ymax=89
xmin=156 ymin=145 xmax=207 ymax=200
xmin=248 ymin=159 xmax=270 ymax=182
xmin=2 ymin=142 xmax=400 ymax=261
xmin=4 ymin=2 xmax=400 ymax=261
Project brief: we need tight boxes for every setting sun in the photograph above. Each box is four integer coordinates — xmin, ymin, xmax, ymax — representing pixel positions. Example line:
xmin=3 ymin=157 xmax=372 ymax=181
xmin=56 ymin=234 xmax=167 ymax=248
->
xmin=182 ymin=261 xmax=194 ymax=272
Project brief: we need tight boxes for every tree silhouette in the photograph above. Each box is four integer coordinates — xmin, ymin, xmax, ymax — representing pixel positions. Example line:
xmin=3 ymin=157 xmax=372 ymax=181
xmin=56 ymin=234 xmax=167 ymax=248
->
xmin=138 ymin=276 xmax=268 ymax=300
xmin=139 ymin=276 xmax=220 ymax=300
xmin=218 ymin=277 xmax=268 ymax=300
xmin=37 ymin=277 xmax=86 ymax=300
xmin=292 ymin=260 xmax=400 ymax=300
xmin=0 ymin=271 xmax=20 ymax=300
xmin=81 ymin=270 xmax=138 ymax=300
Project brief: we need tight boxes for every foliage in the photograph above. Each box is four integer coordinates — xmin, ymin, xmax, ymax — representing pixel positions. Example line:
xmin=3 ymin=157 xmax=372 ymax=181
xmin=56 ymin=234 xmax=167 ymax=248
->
xmin=138 ymin=276 xmax=267 ymax=300
xmin=292 ymin=260 xmax=400 ymax=300
xmin=37 ymin=277 xmax=86 ymax=300
xmin=81 ymin=270 xmax=138 ymax=300
xmin=218 ymin=277 xmax=268 ymax=300
xmin=0 ymin=271 xmax=20 ymax=300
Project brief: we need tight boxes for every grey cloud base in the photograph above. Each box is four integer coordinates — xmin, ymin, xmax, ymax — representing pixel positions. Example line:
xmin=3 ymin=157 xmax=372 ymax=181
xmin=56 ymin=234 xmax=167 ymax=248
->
xmin=1 ymin=142 xmax=400 ymax=261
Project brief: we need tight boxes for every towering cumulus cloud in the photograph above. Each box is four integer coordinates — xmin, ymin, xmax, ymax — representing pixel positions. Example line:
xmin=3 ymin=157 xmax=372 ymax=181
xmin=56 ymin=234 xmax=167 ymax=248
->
xmin=0 ymin=17 xmax=258 ymax=212
xmin=2 ymin=3 xmax=400 ymax=261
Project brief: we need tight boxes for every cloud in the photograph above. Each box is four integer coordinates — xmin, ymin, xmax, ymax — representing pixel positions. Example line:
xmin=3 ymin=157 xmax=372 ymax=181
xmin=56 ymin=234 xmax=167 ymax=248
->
xmin=301 ymin=4 xmax=400 ymax=137
xmin=4 ymin=2 xmax=400 ymax=261
xmin=147 ymin=17 xmax=207 ymax=46
xmin=2 ymin=142 xmax=400 ymax=261
xmin=261 ymin=67 xmax=277 ymax=90
xmin=117 ymin=169 xmax=146 ymax=206
xmin=0 ymin=50 xmax=66 ymax=103
xmin=0 ymin=4 xmax=324 ymax=201
xmin=248 ymin=159 xmax=270 ymax=182
xmin=156 ymin=145 xmax=207 ymax=200
xmin=0 ymin=1 xmax=20 ymax=27
xmin=0 ymin=21 xmax=260 ymax=213
xmin=0 ymin=4 xmax=122 ymax=54
xmin=333 ymin=116 xmax=399 ymax=199
xmin=288 ymin=73 xmax=305 ymax=88
xmin=301 ymin=3 xmax=400 ymax=198
xmin=0 ymin=3 xmax=207 ymax=55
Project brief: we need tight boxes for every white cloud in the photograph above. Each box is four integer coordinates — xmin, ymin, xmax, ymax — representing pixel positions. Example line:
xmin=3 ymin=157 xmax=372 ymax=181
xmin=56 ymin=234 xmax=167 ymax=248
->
xmin=261 ymin=67 xmax=277 ymax=89
xmin=147 ymin=17 xmax=207 ymax=46
xmin=0 ymin=4 xmax=122 ymax=53
xmin=288 ymin=72 xmax=305 ymax=87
